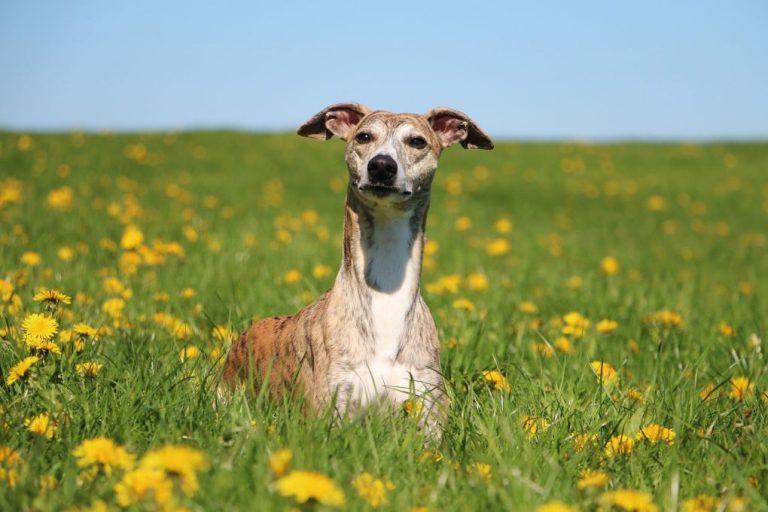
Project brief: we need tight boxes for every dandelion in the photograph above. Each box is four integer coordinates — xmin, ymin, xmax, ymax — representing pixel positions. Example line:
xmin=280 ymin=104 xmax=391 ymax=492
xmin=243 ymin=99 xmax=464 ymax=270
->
xmin=72 ymin=437 xmax=135 ymax=476
xmin=274 ymin=470 xmax=346 ymax=508
xmin=485 ymin=238 xmax=510 ymax=256
xmin=212 ymin=324 xmax=236 ymax=343
xmin=601 ymin=256 xmax=620 ymax=275
xmin=596 ymin=319 xmax=618 ymax=334
xmin=120 ymin=225 xmax=144 ymax=250
xmin=179 ymin=287 xmax=196 ymax=299
xmin=0 ymin=446 xmax=22 ymax=487
xmin=5 ymin=355 xmax=40 ymax=385
xmin=648 ymin=309 xmax=684 ymax=328
xmin=495 ymin=218 xmax=513 ymax=234
xmin=682 ymin=494 xmax=720 ymax=512
xmin=728 ymin=376 xmax=754 ymax=401
xmin=554 ymin=336 xmax=573 ymax=353
xmin=519 ymin=301 xmax=539 ymax=314
xmin=102 ymin=298 xmax=126 ymax=319
xmin=21 ymin=251 xmax=42 ymax=266
xmin=591 ymin=361 xmax=619 ymax=385
xmin=33 ymin=289 xmax=72 ymax=305
xmin=627 ymin=388 xmax=645 ymax=403
xmin=352 ymin=472 xmax=395 ymax=507
xmin=600 ymin=489 xmax=658 ymax=512
xmin=532 ymin=342 xmax=554 ymax=358
xmin=313 ymin=263 xmax=333 ymax=279
xmin=571 ymin=433 xmax=598 ymax=453
xmin=47 ymin=186 xmax=73 ymax=209
xmin=284 ymin=269 xmax=302 ymax=284
xmin=467 ymin=462 xmax=492 ymax=480
xmin=482 ymin=370 xmax=511 ymax=392
xmin=604 ymin=434 xmax=634 ymax=457
xmin=646 ymin=195 xmax=666 ymax=211
xmin=58 ymin=246 xmax=75 ymax=262
xmin=73 ymin=322 xmax=99 ymax=339
xmin=22 ymin=313 xmax=58 ymax=341
xmin=402 ymin=399 xmax=423 ymax=416
xmin=562 ymin=312 xmax=590 ymax=337
xmin=425 ymin=274 xmax=462 ymax=294
xmin=75 ymin=362 xmax=104 ymax=377
xmin=139 ymin=444 xmax=209 ymax=496
xmin=521 ymin=415 xmax=550 ymax=439
xmin=25 ymin=413 xmax=57 ymax=440
xmin=577 ymin=469 xmax=609 ymax=490
xmin=180 ymin=345 xmax=201 ymax=360
xmin=466 ymin=272 xmax=488 ymax=291
xmin=454 ymin=216 xmax=472 ymax=231
xmin=636 ymin=424 xmax=676 ymax=446
xmin=537 ymin=501 xmax=577 ymax=512
xmin=269 ymin=449 xmax=292 ymax=477
xmin=452 ymin=297 xmax=475 ymax=312
xmin=114 ymin=467 xmax=173 ymax=508
xmin=718 ymin=322 xmax=734 ymax=337
xmin=566 ymin=276 xmax=583 ymax=289
xmin=699 ymin=383 xmax=719 ymax=401
xmin=423 ymin=239 xmax=439 ymax=256
xmin=26 ymin=338 xmax=62 ymax=355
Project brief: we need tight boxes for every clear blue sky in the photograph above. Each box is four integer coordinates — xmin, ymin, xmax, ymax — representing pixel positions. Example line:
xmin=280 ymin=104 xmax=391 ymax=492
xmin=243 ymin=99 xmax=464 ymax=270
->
xmin=1 ymin=1 xmax=766 ymax=139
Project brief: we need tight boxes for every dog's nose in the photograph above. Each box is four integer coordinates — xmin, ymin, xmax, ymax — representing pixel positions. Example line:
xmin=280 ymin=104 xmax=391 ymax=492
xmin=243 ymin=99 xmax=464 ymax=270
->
xmin=367 ymin=154 xmax=398 ymax=185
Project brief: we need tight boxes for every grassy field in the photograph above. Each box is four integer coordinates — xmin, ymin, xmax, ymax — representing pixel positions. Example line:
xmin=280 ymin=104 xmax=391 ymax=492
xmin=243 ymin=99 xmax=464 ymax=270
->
xmin=1 ymin=131 xmax=767 ymax=511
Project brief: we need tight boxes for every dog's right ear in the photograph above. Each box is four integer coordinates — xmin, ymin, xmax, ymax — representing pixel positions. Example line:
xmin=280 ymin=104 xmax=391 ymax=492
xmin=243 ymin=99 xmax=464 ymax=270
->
xmin=297 ymin=103 xmax=370 ymax=141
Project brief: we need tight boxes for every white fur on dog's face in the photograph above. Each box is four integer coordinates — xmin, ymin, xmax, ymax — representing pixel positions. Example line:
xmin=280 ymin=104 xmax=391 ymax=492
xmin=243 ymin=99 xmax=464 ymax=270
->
xmin=345 ymin=112 xmax=441 ymax=205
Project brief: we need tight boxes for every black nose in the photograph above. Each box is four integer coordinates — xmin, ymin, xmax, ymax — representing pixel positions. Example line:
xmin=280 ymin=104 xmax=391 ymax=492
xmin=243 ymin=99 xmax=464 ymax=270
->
xmin=367 ymin=154 xmax=398 ymax=185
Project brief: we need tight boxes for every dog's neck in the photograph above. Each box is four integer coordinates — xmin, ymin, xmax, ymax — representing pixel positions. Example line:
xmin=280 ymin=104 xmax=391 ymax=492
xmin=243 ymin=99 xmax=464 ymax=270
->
xmin=336 ymin=187 xmax=428 ymax=357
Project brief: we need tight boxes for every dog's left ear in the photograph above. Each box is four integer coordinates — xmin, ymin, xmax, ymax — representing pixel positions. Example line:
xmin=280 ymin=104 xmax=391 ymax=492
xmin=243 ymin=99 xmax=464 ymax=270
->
xmin=426 ymin=107 xmax=494 ymax=150
xmin=297 ymin=103 xmax=370 ymax=141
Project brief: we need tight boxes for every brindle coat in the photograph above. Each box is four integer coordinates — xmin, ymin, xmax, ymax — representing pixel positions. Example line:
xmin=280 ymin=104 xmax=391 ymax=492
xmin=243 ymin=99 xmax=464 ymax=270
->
xmin=222 ymin=103 xmax=493 ymax=432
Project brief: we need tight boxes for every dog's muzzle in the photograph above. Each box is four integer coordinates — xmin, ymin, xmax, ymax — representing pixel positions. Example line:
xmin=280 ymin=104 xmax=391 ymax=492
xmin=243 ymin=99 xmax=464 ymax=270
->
xmin=367 ymin=154 xmax=398 ymax=186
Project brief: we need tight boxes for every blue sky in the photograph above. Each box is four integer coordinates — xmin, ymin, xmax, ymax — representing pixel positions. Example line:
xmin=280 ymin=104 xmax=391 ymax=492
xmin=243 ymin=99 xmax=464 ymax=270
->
xmin=1 ymin=1 xmax=766 ymax=139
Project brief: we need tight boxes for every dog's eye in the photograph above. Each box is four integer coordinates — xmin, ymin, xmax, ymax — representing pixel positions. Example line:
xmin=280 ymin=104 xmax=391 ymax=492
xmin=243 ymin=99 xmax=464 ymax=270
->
xmin=355 ymin=132 xmax=372 ymax=144
xmin=408 ymin=136 xmax=427 ymax=149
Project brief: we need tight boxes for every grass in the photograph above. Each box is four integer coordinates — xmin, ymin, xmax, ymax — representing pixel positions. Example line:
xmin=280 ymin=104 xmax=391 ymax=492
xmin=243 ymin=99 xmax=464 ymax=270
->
xmin=0 ymin=131 xmax=766 ymax=511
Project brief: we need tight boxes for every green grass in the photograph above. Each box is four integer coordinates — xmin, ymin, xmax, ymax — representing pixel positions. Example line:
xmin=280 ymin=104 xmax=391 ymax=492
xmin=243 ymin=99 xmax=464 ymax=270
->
xmin=0 ymin=131 xmax=766 ymax=511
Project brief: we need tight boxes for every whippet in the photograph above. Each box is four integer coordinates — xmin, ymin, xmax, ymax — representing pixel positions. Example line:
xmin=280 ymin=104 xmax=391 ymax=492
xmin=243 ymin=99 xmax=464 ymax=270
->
xmin=222 ymin=103 xmax=493 ymax=433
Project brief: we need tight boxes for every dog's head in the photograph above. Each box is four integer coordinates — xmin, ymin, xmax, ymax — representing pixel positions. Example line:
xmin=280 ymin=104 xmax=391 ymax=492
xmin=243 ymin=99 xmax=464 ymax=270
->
xmin=298 ymin=103 xmax=493 ymax=205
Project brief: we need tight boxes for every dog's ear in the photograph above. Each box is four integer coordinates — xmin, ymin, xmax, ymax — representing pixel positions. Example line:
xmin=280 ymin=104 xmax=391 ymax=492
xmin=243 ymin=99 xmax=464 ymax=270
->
xmin=297 ymin=103 xmax=370 ymax=141
xmin=426 ymin=107 xmax=494 ymax=150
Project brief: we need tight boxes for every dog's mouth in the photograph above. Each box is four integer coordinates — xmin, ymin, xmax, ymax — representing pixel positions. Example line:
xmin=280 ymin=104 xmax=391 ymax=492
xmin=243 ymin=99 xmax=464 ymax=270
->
xmin=358 ymin=184 xmax=412 ymax=198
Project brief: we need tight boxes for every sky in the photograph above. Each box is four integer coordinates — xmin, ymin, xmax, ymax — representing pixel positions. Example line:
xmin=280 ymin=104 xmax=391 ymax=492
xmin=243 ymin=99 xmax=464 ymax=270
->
xmin=1 ymin=1 xmax=766 ymax=139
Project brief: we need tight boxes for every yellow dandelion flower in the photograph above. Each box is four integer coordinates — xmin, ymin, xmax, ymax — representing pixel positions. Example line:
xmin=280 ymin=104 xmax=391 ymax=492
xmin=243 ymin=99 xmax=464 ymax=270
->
xmin=73 ymin=323 xmax=99 ymax=339
xmin=102 ymin=298 xmax=126 ymax=319
xmin=645 ymin=195 xmax=667 ymax=211
xmin=600 ymin=256 xmax=620 ymax=275
xmin=47 ymin=186 xmax=73 ymax=209
xmin=636 ymin=424 xmax=675 ymax=446
xmin=402 ymin=399 xmax=423 ymax=416
xmin=604 ymin=434 xmax=634 ymax=457
xmin=25 ymin=337 xmax=62 ymax=355
xmin=139 ymin=444 xmax=208 ymax=497
xmin=25 ymin=413 xmax=57 ymax=440
xmin=33 ymin=289 xmax=72 ymax=305
xmin=269 ymin=449 xmax=293 ymax=478
xmin=682 ymin=494 xmax=720 ymax=512
xmin=420 ymin=450 xmax=443 ymax=464
xmin=482 ymin=370 xmax=511 ymax=392
xmin=532 ymin=342 xmax=554 ymax=358
xmin=728 ymin=376 xmax=754 ymax=401
xmin=5 ymin=355 xmax=40 ymax=385
xmin=211 ymin=324 xmax=236 ymax=343
xmin=699 ymin=383 xmax=719 ymax=401
xmin=466 ymin=272 xmax=488 ymax=291
xmin=452 ymin=297 xmax=475 ymax=312
xmin=72 ymin=437 xmax=135 ymax=476
xmin=454 ymin=216 xmax=472 ymax=231
xmin=521 ymin=415 xmax=550 ymax=439
xmin=352 ymin=472 xmax=395 ymax=507
xmin=425 ymin=274 xmax=462 ymax=294
xmin=22 ymin=313 xmax=58 ymax=341
xmin=179 ymin=287 xmax=196 ymax=299
xmin=718 ymin=322 xmax=734 ymax=337
xmin=577 ymin=469 xmax=609 ymax=490
xmin=180 ymin=345 xmax=201 ymax=360
xmin=274 ymin=470 xmax=346 ymax=508
xmin=648 ymin=309 xmax=684 ymax=328
xmin=57 ymin=246 xmax=75 ymax=262
xmin=494 ymin=217 xmax=513 ymax=234
xmin=571 ymin=433 xmax=598 ymax=453
xmin=312 ymin=263 xmax=333 ymax=279
xmin=21 ymin=251 xmax=42 ymax=266
xmin=485 ymin=238 xmax=510 ymax=256
xmin=627 ymin=388 xmax=645 ymax=403
xmin=596 ymin=319 xmax=618 ymax=334
xmin=591 ymin=361 xmax=619 ymax=385
xmin=554 ymin=336 xmax=573 ymax=353
xmin=600 ymin=489 xmax=658 ymax=512
xmin=120 ymin=225 xmax=144 ymax=250
xmin=284 ymin=269 xmax=302 ymax=284
xmin=115 ymin=466 xmax=173 ymax=508
xmin=536 ymin=501 xmax=577 ymax=512
xmin=566 ymin=275 xmax=583 ymax=289
xmin=519 ymin=301 xmax=539 ymax=314
xmin=562 ymin=312 xmax=590 ymax=337
xmin=75 ymin=362 xmax=104 ymax=377
xmin=467 ymin=462 xmax=492 ymax=480
xmin=423 ymin=239 xmax=439 ymax=256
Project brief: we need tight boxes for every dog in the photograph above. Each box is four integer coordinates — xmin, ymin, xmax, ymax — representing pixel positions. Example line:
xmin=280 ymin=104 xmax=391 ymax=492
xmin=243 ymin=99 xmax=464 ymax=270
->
xmin=222 ymin=103 xmax=493 ymax=433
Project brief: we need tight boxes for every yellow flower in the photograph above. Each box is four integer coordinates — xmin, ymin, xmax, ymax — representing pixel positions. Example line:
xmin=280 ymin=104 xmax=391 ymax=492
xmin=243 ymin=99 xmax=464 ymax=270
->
xmin=699 ymin=383 xmax=719 ymax=401
xmin=180 ymin=345 xmax=201 ymax=360
xmin=718 ymin=322 xmax=734 ymax=337
xmin=577 ymin=469 xmax=609 ymax=490
xmin=25 ymin=413 xmax=57 ymax=440
xmin=636 ymin=424 xmax=676 ymax=446
xmin=494 ymin=217 xmax=513 ymax=234
xmin=47 ymin=186 xmax=73 ymax=209
xmin=728 ymin=376 xmax=754 ymax=401
xmin=284 ymin=269 xmax=302 ymax=284
xmin=5 ymin=355 xmax=40 ymax=385
xmin=591 ymin=361 xmax=619 ymax=385
xmin=425 ymin=274 xmax=462 ymax=294
xmin=21 ymin=251 xmax=42 ymax=266
xmin=75 ymin=362 xmax=104 ymax=377
xmin=601 ymin=256 xmax=620 ymax=275
xmin=482 ymin=370 xmax=511 ymax=392
xmin=627 ymin=388 xmax=645 ymax=403
xmin=566 ymin=276 xmax=583 ymax=289
xmin=120 ymin=225 xmax=144 ymax=250
xmin=682 ymin=494 xmax=721 ymax=512
xmin=452 ymin=297 xmax=475 ymax=312
xmin=466 ymin=272 xmax=488 ymax=291
xmin=467 ymin=462 xmax=492 ymax=480
xmin=485 ymin=238 xmax=510 ymax=256
xmin=604 ymin=434 xmax=635 ymax=457
xmin=645 ymin=195 xmax=667 ymax=211
xmin=312 ymin=263 xmax=333 ymax=279
xmin=600 ymin=489 xmax=658 ymax=512
xmin=0 ymin=445 xmax=22 ymax=487
xmin=554 ymin=337 xmax=573 ymax=353
xmin=22 ymin=313 xmax=58 ymax=341
xmin=73 ymin=323 xmax=99 ymax=339
xmin=537 ymin=501 xmax=577 ymax=512
xmin=521 ymin=415 xmax=550 ymax=439
xmin=352 ymin=472 xmax=395 ymax=507
xmin=596 ymin=319 xmax=618 ymax=334
xmin=58 ymin=246 xmax=75 ymax=262
xmin=114 ymin=467 xmax=173 ymax=508
xmin=519 ymin=301 xmax=539 ymax=314
xmin=648 ymin=309 xmax=684 ymax=328
xmin=274 ymin=470 xmax=346 ymax=508
xmin=269 ymin=449 xmax=293 ymax=477
xmin=179 ymin=287 xmax=196 ymax=299
xmin=139 ymin=444 xmax=209 ymax=496
xmin=454 ymin=216 xmax=472 ymax=231
xmin=423 ymin=239 xmax=439 ymax=256
xmin=72 ymin=437 xmax=135 ymax=476
xmin=532 ymin=342 xmax=554 ymax=358
xmin=102 ymin=298 xmax=126 ymax=319
xmin=212 ymin=324 xmax=236 ymax=343
xmin=33 ymin=289 xmax=72 ymax=305
xmin=562 ymin=312 xmax=590 ymax=337
xmin=26 ymin=338 xmax=62 ymax=355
